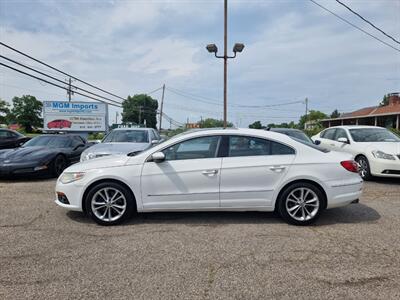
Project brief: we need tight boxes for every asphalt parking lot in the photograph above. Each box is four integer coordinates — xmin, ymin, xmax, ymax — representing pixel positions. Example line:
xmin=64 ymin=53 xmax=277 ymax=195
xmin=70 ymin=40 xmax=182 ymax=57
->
xmin=0 ymin=178 xmax=399 ymax=299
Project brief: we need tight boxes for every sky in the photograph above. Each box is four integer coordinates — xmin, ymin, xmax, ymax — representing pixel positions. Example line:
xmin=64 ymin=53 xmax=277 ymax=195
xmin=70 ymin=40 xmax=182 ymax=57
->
xmin=0 ymin=0 xmax=399 ymax=128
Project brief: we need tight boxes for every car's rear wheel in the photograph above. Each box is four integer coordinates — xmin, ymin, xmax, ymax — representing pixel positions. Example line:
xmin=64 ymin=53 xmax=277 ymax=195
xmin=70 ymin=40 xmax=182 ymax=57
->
xmin=355 ymin=155 xmax=372 ymax=180
xmin=52 ymin=155 xmax=67 ymax=177
xmin=85 ymin=181 xmax=135 ymax=226
xmin=277 ymin=182 xmax=325 ymax=226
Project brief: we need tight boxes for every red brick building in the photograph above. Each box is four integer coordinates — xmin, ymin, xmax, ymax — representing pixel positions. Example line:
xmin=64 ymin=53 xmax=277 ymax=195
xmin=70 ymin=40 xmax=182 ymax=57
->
xmin=320 ymin=93 xmax=400 ymax=130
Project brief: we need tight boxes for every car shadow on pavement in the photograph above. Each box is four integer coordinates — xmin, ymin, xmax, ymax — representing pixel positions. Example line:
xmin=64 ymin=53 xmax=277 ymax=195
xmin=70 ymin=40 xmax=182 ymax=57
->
xmin=369 ymin=177 xmax=400 ymax=185
xmin=66 ymin=203 xmax=380 ymax=227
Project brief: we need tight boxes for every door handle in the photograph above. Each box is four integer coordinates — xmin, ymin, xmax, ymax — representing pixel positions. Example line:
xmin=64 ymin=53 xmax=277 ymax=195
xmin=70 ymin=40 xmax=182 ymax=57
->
xmin=202 ymin=169 xmax=218 ymax=176
xmin=269 ymin=166 xmax=286 ymax=172
xmin=330 ymin=143 xmax=335 ymax=146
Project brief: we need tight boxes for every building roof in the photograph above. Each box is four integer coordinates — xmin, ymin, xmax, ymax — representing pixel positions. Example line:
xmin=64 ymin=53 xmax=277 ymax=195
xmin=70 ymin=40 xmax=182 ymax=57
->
xmin=322 ymin=95 xmax=400 ymax=122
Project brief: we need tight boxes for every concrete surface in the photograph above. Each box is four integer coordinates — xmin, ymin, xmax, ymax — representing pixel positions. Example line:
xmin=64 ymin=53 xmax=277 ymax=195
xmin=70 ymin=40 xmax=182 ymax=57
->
xmin=0 ymin=178 xmax=399 ymax=299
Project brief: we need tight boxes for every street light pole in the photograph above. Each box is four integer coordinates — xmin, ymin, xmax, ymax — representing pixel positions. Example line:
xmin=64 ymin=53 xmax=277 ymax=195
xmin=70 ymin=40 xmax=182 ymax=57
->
xmin=223 ymin=0 xmax=228 ymax=128
xmin=206 ymin=0 xmax=244 ymax=128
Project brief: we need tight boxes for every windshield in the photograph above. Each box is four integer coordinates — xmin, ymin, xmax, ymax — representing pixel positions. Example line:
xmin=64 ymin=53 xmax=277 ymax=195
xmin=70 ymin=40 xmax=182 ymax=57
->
xmin=23 ymin=136 xmax=71 ymax=148
xmin=349 ymin=128 xmax=400 ymax=142
xmin=103 ymin=130 xmax=149 ymax=143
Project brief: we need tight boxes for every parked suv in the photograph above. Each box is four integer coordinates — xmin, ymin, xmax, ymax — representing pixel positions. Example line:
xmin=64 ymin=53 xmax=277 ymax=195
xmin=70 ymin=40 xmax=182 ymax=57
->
xmin=312 ymin=126 xmax=400 ymax=180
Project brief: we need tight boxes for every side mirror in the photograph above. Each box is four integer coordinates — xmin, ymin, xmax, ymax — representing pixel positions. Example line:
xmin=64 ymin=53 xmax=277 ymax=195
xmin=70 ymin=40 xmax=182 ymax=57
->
xmin=337 ymin=137 xmax=349 ymax=144
xmin=151 ymin=140 xmax=159 ymax=145
xmin=314 ymin=140 xmax=321 ymax=145
xmin=151 ymin=152 xmax=165 ymax=162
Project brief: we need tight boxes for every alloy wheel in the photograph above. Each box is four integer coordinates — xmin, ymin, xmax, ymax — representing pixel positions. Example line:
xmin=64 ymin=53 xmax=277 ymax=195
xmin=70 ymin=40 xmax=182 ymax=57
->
xmin=357 ymin=158 xmax=369 ymax=179
xmin=285 ymin=187 xmax=320 ymax=222
xmin=91 ymin=187 xmax=127 ymax=222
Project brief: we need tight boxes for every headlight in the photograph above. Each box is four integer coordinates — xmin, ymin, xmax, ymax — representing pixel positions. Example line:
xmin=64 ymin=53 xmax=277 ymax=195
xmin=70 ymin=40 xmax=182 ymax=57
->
xmin=59 ymin=172 xmax=85 ymax=184
xmin=80 ymin=152 xmax=96 ymax=162
xmin=372 ymin=150 xmax=395 ymax=160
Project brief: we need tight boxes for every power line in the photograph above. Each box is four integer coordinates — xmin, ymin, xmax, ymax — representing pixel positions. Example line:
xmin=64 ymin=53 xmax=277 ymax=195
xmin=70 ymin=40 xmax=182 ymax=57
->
xmin=335 ymin=0 xmax=400 ymax=45
xmin=167 ymin=86 xmax=305 ymax=108
xmin=308 ymin=0 xmax=400 ymax=53
xmin=0 ymin=62 xmax=122 ymax=107
xmin=0 ymin=42 xmax=128 ymax=101
xmin=0 ymin=55 xmax=123 ymax=106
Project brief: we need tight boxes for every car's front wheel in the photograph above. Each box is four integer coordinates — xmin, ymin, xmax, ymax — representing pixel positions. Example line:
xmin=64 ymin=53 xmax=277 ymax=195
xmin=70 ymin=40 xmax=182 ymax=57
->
xmin=355 ymin=155 xmax=372 ymax=180
xmin=85 ymin=181 xmax=135 ymax=225
xmin=277 ymin=182 xmax=325 ymax=226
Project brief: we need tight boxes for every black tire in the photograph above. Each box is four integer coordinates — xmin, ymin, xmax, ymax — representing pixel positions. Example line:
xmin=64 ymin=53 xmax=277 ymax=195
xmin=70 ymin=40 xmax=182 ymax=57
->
xmin=85 ymin=181 xmax=135 ymax=226
xmin=277 ymin=182 xmax=325 ymax=226
xmin=355 ymin=155 xmax=372 ymax=181
xmin=51 ymin=155 xmax=67 ymax=177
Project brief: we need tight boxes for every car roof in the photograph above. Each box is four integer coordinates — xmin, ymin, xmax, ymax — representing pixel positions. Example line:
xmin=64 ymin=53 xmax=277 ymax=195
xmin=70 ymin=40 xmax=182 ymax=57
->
xmin=268 ymin=128 xmax=303 ymax=132
xmin=112 ymin=127 xmax=153 ymax=131
xmin=325 ymin=125 xmax=386 ymax=130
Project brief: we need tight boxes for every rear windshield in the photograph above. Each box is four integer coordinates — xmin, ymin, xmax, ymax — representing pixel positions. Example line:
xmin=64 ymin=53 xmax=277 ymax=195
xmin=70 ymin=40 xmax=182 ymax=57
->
xmin=291 ymin=137 xmax=330 ymax=153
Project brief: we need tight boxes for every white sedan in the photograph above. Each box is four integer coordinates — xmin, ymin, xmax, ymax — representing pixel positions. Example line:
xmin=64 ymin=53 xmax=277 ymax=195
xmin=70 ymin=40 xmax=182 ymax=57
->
xmin=312 ymin=126 xmax=400 ymax=180
xmin=55 ymin=128 xmax=362 ymax=226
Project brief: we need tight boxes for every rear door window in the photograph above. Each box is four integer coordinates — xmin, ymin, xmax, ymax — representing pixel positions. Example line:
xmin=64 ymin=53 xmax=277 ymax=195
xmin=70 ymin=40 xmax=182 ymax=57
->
xmin=322 ymin=129 xmax=336 ymax=140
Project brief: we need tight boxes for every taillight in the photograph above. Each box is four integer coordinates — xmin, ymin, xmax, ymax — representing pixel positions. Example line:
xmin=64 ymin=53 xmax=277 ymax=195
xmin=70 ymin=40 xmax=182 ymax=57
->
xmin=341 ymin=160 xmax=359 ymax=173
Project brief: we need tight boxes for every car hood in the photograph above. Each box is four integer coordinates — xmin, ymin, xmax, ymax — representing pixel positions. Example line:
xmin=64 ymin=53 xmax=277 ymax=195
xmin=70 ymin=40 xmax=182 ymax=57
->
xmin=84 ymin=142 xmax=150 ymax=155
xmin=0 ymin=146 xmax=58 ymax=162
xmin=66 ymin=154 xmax=131 ymax=172
xmin=362 ymin=142 xmax=400 ymax=154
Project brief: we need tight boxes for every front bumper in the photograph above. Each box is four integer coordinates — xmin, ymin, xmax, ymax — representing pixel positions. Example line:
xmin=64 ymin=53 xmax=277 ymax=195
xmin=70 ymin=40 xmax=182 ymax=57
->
xmin=370 ymin=158 xmax=400 ymax=178
xmin=0 ymin=161 xmax=50 ymax=177
xmin=55 ymin=179 xmax=85 ymax=212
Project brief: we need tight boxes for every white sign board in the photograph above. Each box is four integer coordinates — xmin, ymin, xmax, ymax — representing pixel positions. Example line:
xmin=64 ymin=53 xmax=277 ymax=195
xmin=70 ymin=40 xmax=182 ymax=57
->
xmin=43 ymin=101 xmax=107 ymax=132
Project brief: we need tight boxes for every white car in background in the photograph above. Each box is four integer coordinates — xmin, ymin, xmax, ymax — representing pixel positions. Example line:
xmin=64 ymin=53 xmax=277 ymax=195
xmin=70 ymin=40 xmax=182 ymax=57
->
xmin=80 ymin=128 xmax=163 ymax=162
xmin=55 ymin=128 xmax=362 ymax=226
xmin=312 ymin=126 xmax=400 ymax=180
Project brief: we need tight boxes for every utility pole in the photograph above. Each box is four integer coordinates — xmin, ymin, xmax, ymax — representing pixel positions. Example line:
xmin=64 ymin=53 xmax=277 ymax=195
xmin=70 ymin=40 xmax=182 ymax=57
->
xmin=67 ymin=77 xmax=73 ymax=102
xmin=158 ymin=84 xmax=165 ymax=131
xmin=304 ymin=98 xmax=309 ymax=130
xmin=115 ymin=111 xmax=119 ymax=124
xmin=138 ymin=106 xmax=142 ymax=126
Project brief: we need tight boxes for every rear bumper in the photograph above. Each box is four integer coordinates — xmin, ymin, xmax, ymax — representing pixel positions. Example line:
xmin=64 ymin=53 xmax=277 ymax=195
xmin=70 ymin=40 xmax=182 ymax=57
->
xmin=326 ymin=179 xmax=363 ymax=209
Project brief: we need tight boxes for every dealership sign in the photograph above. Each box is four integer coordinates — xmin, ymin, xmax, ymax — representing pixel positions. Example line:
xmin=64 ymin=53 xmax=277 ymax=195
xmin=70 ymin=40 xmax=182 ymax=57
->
xmin=43 ymin=101 xmax=108 ymax=132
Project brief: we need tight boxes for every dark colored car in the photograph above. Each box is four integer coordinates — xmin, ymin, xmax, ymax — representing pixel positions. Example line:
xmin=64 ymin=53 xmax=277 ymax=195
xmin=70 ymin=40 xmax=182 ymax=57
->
xmin=267 ymin=128 xmax=314 ymax=144
xmin=0 ymin=134 xmax=91 ymax=178
xmin=47 ymin=119 xmax=72 ymax=129
xmin=0 ymin=129 xmax=30 ymax=149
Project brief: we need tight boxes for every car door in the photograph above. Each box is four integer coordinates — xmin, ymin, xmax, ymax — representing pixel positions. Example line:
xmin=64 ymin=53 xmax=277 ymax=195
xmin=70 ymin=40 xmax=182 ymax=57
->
xmin=317 ymin=128 xmax=337 ymax=150
xmin=141 ymin=135 xmax=222 ymax=210
xmin=331 ymin=128 xmax=352 ymax=154
xmin=219 ymin=135 xmax=296 ymax=208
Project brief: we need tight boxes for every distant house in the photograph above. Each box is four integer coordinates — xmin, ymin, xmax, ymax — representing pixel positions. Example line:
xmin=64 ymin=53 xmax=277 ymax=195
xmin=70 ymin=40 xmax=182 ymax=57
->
xmin=320 ymin=93 xmax=400 ymax=130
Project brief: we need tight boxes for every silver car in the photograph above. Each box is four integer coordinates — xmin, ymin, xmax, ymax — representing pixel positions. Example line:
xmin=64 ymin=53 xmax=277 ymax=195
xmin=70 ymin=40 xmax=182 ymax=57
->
xmin=80 ymin=128 xmax=162 ymax=162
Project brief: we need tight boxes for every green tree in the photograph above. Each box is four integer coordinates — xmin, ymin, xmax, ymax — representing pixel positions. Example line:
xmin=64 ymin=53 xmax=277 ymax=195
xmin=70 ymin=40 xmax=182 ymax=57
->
xmin=248 ymin=121 xmax=264 ymax=129
xmin=11 ymin=95 xmax=43 ymax=132
xmin=380 ymin=94 xmax=389 ymax=106
xmin=330 ymin=109 xmax=340 ymax=118
xmin=122 ymin=94 xmax=158 ymax=129
xmin=198 ymin=118 xmax=233 ymax=128
xmin=0 ymin=98 xmax=10 ymax=124
xmin=298 ymin=110 xmax=328 ymax=129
